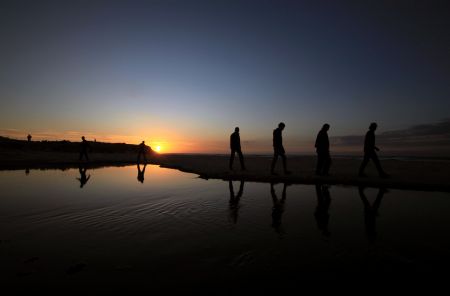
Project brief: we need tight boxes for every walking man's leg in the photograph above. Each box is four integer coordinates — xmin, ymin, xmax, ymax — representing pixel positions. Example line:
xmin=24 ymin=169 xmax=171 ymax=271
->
xmin=238 ymin=150 xmax=246 ymax=170
xmin=271 ymin=153 xmax=279 ymax=174
xmin=229 ymin=150 xmax=235 ymax=170
xmin=371 ymin=153 xmax=387 ymax=177
xmin=359 ymin=154 xmax=370 ymax=176
xmin=324 ymin=153 xmax=331 ymax=175
xmin=281 ymin=153 xmax=289 ymax=174
xmin=316 ymin=153 xmax=324 ymax=175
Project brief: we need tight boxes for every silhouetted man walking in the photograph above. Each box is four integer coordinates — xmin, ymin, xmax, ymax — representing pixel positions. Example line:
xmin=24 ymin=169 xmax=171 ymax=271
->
xmin=27 ymin=134 xmax=32 ymax=142
xmin=79 ymin=136 xmax=90 ymax=161
xmin=229 ymin=127 xmax=246 ymax=170
xmin=137 ymin=141 xmax=148 ymax=164
xmin=271 ymin=122 xmax=290 ymax=175
xmin=359 ymin=123 xmax=388 ymax=178
xmin=315 ymin=124 xmax=331 ymax=176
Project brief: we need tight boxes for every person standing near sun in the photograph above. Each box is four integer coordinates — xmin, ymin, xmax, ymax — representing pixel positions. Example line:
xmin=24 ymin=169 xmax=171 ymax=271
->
xmin=137 ymin=141 xmax=149 ymax=163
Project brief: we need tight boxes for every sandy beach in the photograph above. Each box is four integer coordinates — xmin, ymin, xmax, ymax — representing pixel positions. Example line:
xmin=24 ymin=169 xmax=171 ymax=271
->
xmin=1 ymin=150 xmax=449 ymax=191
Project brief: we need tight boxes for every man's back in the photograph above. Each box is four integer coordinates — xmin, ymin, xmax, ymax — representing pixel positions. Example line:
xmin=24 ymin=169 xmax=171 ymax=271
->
xmin=273 ymin=128 xmax=283 ymax=148
xmin=364 ymin=130 xmax=375 ymax=152
xmin=315 ymin=130 xmax=329 ymax=152
xmin=230 ymin=132 xmax=241 ymax=150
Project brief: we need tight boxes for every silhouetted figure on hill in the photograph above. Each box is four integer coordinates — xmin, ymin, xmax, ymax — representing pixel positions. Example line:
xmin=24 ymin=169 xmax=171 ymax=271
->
xmin=79 ymin=136 xmax=90 ymax=161
xmin=358 ymin=123 xmax=388 ymax=178
xmin=77 ymin=165 xmax=91 ymax=188
xmin=315 ymin=124 xmax=331 ymax=176
xmin=27 ymin=134 xmax=32 ymax=142
xmin=137 ymin=163 xmax=147 ymax=183
xmin=229 ymin=127 xmax=246 ymax=171
xmin=270 ymin=182 xmax=288 ymax=235
xmin=137 ymin=141 xmax=149 ymax=164
xmin=314 ymin=184 xmax=331 ymax=237
xmin=25 ymin=168 xmax=30 ymax=175
xmin=358 ymin=186 xmax=388 ymax=243
xmin=228 ymin=180 xmax=245 ymax=224
xmin=271 ymin=122 xmax=291 ymax=175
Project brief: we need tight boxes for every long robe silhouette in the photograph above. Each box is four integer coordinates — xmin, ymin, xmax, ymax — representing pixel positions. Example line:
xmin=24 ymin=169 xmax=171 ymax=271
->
xmin=315 ymin=124 xmax=331 ymax=176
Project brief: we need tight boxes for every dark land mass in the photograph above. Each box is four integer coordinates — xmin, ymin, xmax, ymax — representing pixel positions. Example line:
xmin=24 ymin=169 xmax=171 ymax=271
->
xmin=1 ymin=136 xmax=449 ymax=192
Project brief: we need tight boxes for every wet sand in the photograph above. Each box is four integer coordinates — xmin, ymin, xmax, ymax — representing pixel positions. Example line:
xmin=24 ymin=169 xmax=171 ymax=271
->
xmin=1 ymin=151 xmax=449 ymax=191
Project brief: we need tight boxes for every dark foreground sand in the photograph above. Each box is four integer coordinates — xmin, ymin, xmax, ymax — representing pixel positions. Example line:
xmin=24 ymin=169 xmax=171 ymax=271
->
xmin=1 ymin=150 xmax=449 ymax=191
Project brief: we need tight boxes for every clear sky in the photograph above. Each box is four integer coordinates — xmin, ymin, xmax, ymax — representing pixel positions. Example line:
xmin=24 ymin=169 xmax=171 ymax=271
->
xmin=1 ymin=0 xmax=449 ymax=153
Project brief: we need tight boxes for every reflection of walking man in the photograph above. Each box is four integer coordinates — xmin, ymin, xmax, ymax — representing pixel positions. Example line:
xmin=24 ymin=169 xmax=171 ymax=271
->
xmin=359 ymin=123 xmax=388 ymax=178
xmin=358 ymin=186 xmax=388 ymax=243
xmin=229 ymin=127 xmax=246 ymax=171
xmin=79 ymin=136 xmax=90 ymax=161
xmin=137 ymin=163 xmax=147 ymax=183
xmin=77 ymin=165 xmax=91 ymax=188
xmin=228 ymin=180 xmax=244 ymax=224
xmin=270 ymin=182 xmax=288 ymax=235
xmin=137 ymin=141 xmax=148 ymax=164
xmin=315 ymin=124 xmax=331 ymax=176
xmin=271 ymin=122 xmax=291 ymax=175
xmin=314 ymin=184 xmax=331 ymax=237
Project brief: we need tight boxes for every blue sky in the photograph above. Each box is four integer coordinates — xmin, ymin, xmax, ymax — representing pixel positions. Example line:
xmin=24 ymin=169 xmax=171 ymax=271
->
xmin=1 ymin=0 xmax=449 ymax=153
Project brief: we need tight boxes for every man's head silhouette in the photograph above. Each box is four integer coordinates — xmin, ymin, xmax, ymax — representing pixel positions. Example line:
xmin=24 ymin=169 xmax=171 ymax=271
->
xmin=322 ymin=124 xmax=330 ymax=131
xmin=369 ymin=122 xmax=378 ymax=131
xmin=82 ymin=136 xmax=85 ymax=141
xmin=278 ymin=122 xmax=285 ymax=130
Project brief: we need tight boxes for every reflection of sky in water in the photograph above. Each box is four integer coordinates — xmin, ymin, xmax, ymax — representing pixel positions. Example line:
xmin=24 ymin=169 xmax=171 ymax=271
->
xmin=1 ymin=165 xmax=450 ymax=282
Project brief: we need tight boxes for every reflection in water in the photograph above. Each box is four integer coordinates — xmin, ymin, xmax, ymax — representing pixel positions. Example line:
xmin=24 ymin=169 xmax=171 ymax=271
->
xmin=1 ymin=165 xmax=450 ymax=283
xmin=77 ymin=165 xmax=91 ymax=188
xmin=315 ymin=184 xmax=331 ymax=237
xmin=270 ymin=182 xmax=288 ymax=236
xmin=228 ymin=180 xmax=244 ymax=224
xmin=358 ymin=186 xmax=388 ymax=243
xmin=137 ymin=163 xmax=147 ymax=183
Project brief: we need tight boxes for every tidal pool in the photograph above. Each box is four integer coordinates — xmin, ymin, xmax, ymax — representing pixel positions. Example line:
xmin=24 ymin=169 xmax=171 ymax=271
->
xmin=1 ymin=165 xmax=450 ymax=286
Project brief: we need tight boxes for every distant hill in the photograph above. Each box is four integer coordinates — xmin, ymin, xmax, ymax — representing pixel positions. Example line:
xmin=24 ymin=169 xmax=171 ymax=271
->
xmin=0 ymin=136 xmax=151 ymax=154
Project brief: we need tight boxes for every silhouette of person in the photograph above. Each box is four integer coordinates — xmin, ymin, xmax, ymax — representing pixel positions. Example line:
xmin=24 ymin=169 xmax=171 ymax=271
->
xmin=358 ymin=186 xmax=388 ymax=243
xmin=315 ymin=124 xmax=331 ymax=176
xmin=27 ymin=134 xmax=32 ymax=142
xmin=314 ymin=184 xmax=331 ymax=237
xmin=79 ymin=136 xmax=90 ymax=161
xmin=137 ymin=141 xmax=148 ymax=164
xmin=77 ymin=165 xmax=91 ymax=188
xmin=270 ymin=182 xmax=288 ymax=235
xmin=359 ymin=123 xmax=388 ymax=178
xmin=229 ymin=127 xmax=246 ymax=171
xmin=228 ymin=180 xmax=244 ymax=224
xmin=271 ymin=122 xmax=291 ymax=175
xmin=137 ymin=163 xmax=147 ymax=183
xmin=25 ymin=168 xmax=30 ymax=175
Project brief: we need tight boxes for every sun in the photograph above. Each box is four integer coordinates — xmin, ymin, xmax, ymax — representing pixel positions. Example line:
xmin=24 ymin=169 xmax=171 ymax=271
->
xmin=155 ymin=146 xmax=161 ymax=152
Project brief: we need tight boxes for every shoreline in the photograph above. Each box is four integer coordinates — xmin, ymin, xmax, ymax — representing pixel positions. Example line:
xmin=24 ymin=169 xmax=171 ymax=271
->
xmin=1 ymin=151 xmax=449 ymax=192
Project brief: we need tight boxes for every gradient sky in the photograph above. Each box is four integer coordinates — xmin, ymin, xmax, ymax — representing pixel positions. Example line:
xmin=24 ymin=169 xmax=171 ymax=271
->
xmin=1 ymin=0 xmax=449 ymax=153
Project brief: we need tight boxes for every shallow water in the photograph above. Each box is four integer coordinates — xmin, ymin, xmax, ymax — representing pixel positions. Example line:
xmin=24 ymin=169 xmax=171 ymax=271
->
xmin=1 ymin=165 xmax=450 ymax=285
